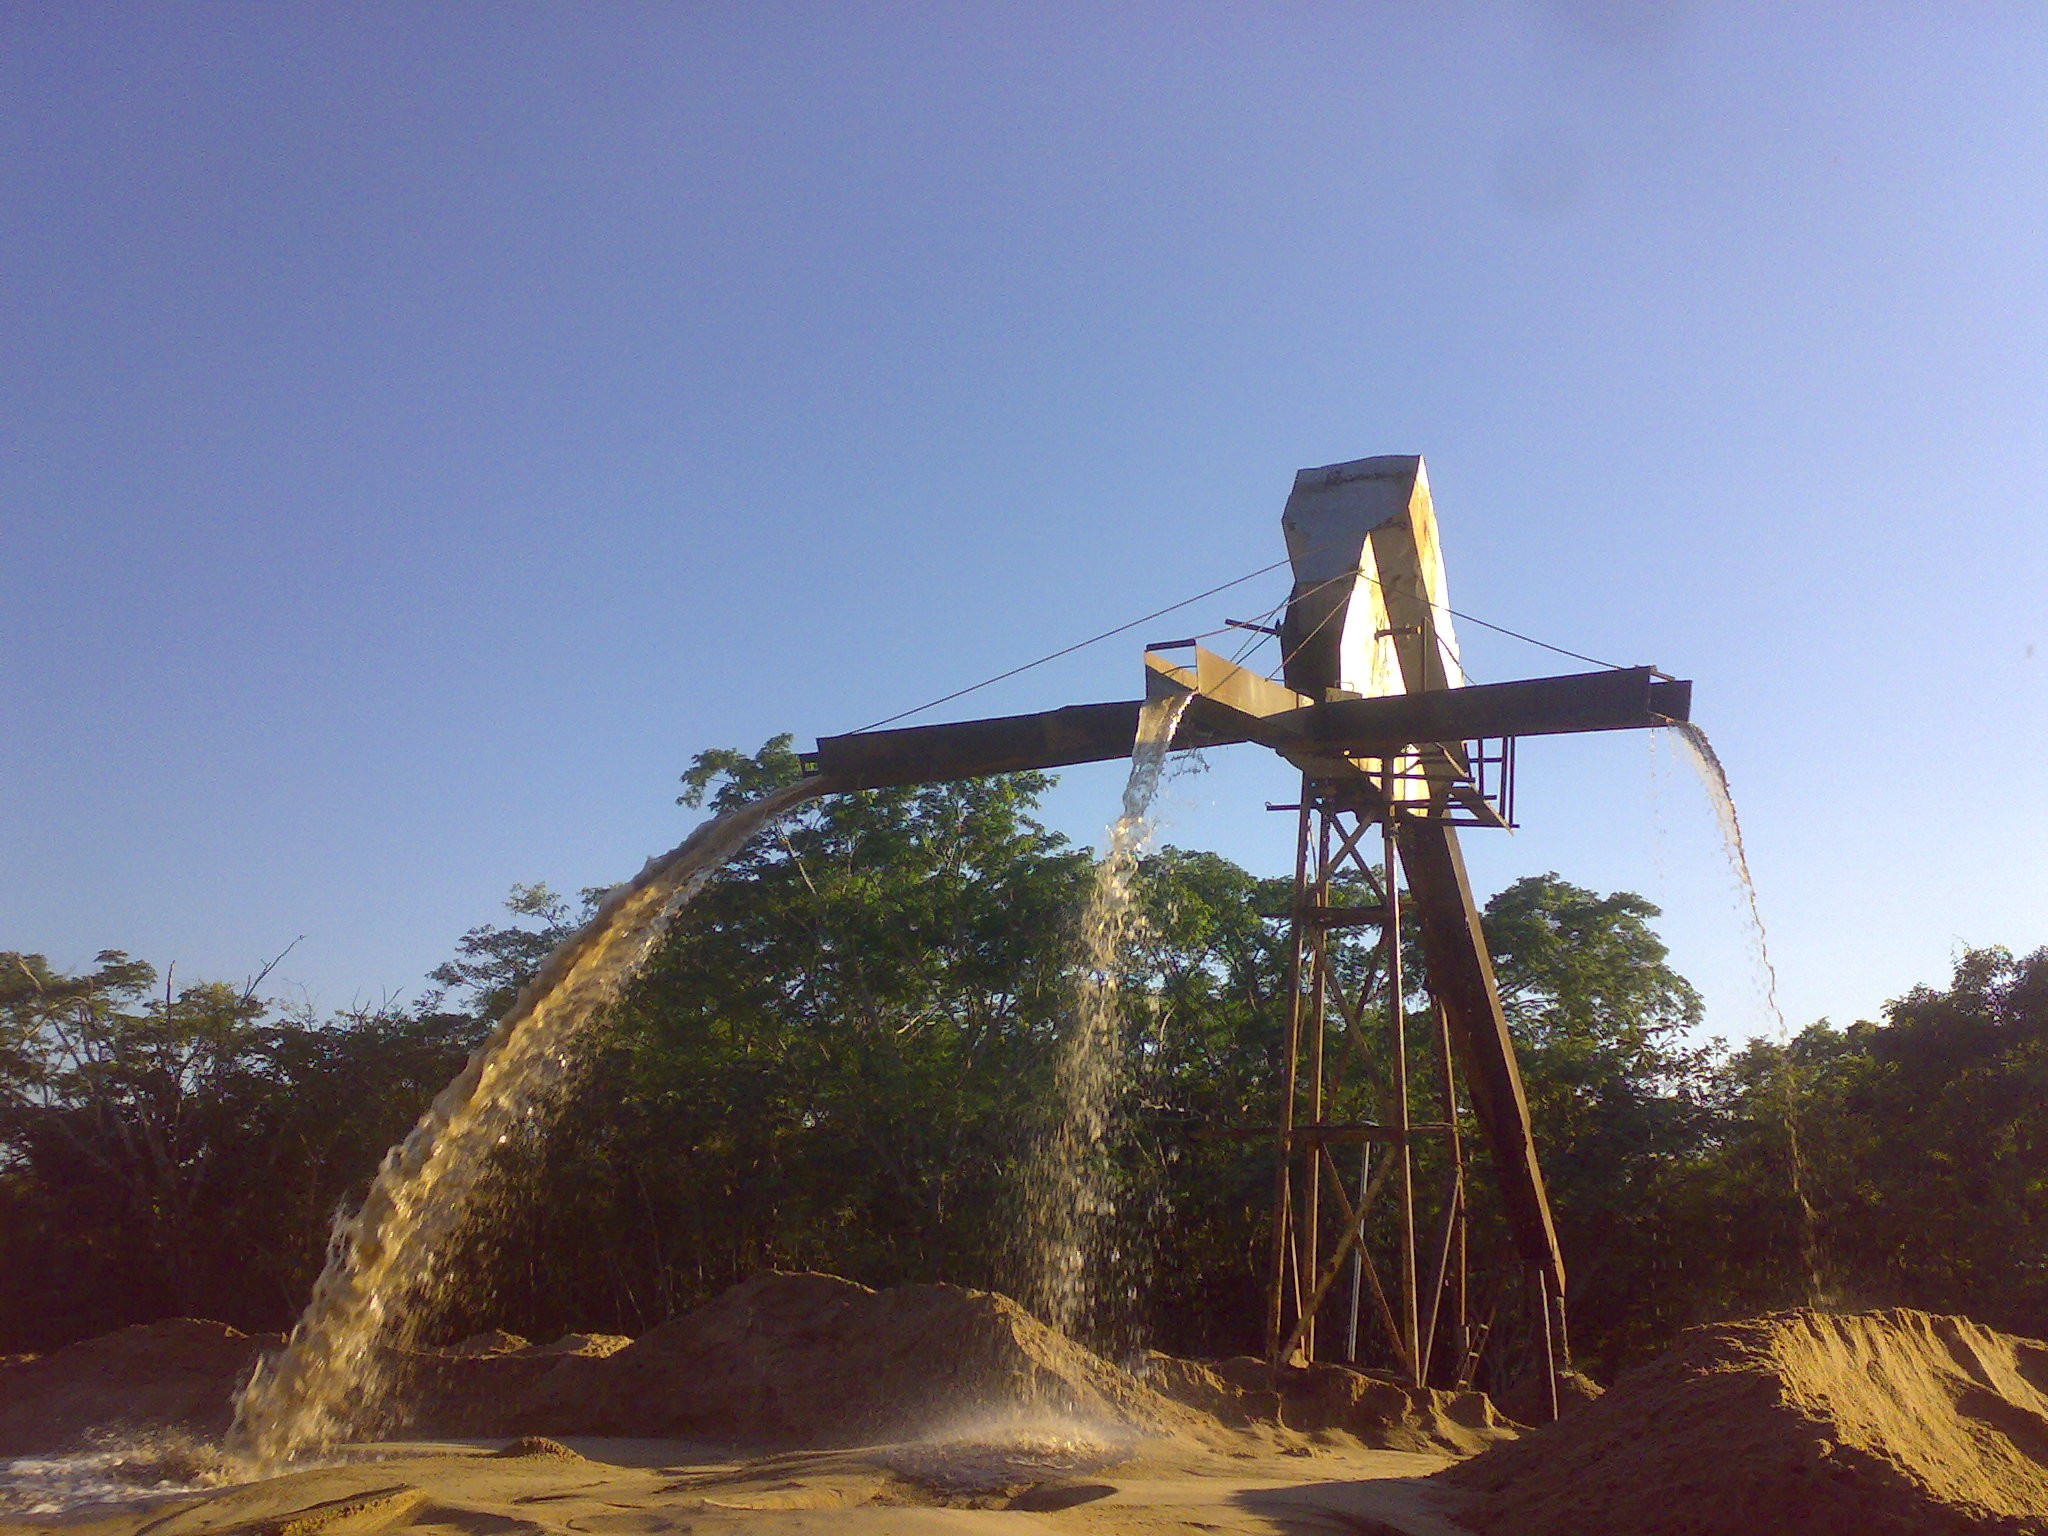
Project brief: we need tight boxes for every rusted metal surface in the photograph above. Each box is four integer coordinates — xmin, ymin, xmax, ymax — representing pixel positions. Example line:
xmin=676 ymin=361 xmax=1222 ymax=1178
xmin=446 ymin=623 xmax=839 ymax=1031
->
xmin=1403 ymin=817 xmax=1567 ymax=1298
xmin=806 ymin=700 xmax=1142 ymax=788
xmin=1264 ymin=800 xmax=1314 ymax=1368
xmin=805 ymin=696 xmax=1250 ymax=789
xmin=1262 ymin=786 xmax=1474 ymax=1386
xmin=1388 ymin=828 xmax=1421 ymax=1379
xmin=804 ymin=452 xmax=1687 ymax=1403
xmin=1285 ymin=666 xmax=1688 ymax=758
xmin=1423 ymin=1000 xmax=1469 ymax=1385
xmin=809 ymin=666 xmax=1689 ymax=791
xmin=1257 ymin=787 xmax=1566 ymax=1381
xmin=1277 ymin=454 xmax=1459 ymax=702
xmin=1145 ymin=645 xmax=1312 ymax=720
xmin=1199 ymin=1121 xmax=1455 ymax=1142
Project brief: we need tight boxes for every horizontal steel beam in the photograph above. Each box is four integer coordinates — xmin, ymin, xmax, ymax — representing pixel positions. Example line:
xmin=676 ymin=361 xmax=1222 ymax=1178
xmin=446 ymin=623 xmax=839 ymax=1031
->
xmin=807 ymin=701 xmax=1139 ymax=790
xmin=1282 ymin=668 xmax=1688 ymax=759
xmin=804 ymin=697 xmax=1255 ymax=791
xmin=807 ymin=667 xmax=1691 ymax=792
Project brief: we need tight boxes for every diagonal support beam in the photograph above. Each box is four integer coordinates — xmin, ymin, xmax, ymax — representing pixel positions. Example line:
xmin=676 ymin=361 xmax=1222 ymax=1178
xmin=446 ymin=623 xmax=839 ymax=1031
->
xmin=1277 ymin=1143 xmax=1406 ymax=1375
xmin=1402 ymin=818 xmax=1566 ymax=1296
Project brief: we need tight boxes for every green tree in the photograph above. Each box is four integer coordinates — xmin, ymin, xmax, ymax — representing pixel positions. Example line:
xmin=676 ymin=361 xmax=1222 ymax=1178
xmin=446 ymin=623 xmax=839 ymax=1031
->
xmin=431 ymin=739 xmax=1095 ymax=1339
xmin=1122 ymin=847 xmax=1294 ymax=1354
xmin=1700 ymin=946 xmax=2048 ymax=1339
xmin=424 ymin=882 xmax=586 ymax=1023
xmin=0 ymin=951 xmax=275 ymax=1336
xmin=1480 ymin=875 xmax=1715 ymax=1374
xmin=0 ymin=948 xmax=484 ymax=1349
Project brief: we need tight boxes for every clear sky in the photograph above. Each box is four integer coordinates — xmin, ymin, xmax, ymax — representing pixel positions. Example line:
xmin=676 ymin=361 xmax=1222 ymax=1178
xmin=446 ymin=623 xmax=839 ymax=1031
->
xmin=6 ymin=4 xmax=2044 ymax=1043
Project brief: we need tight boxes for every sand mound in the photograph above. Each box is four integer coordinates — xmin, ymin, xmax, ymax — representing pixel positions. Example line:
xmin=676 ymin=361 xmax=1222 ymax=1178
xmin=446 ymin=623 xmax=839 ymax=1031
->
xmin=0 ymin=1320 xmax=279 ymax=1456
xmin=489 ymin=1435 xmax=583 ymax=1460
xmin=512 ymin=1332 xmax=630 ymax=1359
xmin=436 ymin=1330 xmax=530 ymax=1358
xmin=520 ymin=1271 xmax=1210 ymax=1447
xmin=1447 ymin=1308 xmax=2048 ymax=1535
xmin=1142 ymin=1352 xmax=1512 ymax=1457
xmin=376 ymin=1331 xmax=628 ymax=1438
xmin=0 ymin=1274 xmax=1506 ymax=1462
xmin=1491 ymin=1364 xmax=1603 ymax=1425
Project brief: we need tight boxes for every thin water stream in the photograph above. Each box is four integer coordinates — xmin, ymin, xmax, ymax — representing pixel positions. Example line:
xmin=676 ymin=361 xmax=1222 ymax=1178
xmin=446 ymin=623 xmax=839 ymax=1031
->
xmin=1018 ymin=692 xmax=1190 ymax=1346
xmin=229 ymin=777 xmax=832 ymax=1466
xmin=1670 ymin=722 xmax=1823 ymax=1299
xmin=1671 ymin=723 xmax=1783 ymax=1034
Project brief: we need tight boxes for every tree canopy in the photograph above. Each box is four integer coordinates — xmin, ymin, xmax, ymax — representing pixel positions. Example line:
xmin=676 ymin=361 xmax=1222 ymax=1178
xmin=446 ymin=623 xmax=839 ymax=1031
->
xmin=6 ymin=740 xmax=2044 ymax=1383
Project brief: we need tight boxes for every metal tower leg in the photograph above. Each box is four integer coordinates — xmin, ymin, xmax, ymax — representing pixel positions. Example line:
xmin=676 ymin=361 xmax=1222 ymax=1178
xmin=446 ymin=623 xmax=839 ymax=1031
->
xmin=1265 ymin=779 xmax=1479 ymax=1385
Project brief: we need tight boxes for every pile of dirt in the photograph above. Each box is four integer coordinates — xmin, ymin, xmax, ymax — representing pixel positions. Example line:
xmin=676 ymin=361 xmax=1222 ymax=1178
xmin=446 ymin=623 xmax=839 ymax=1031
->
xmin=1142 ymin=1352 xmax=1514 ymax=1456
xmin=379 ymin=1331 xmax=628 ymax=1438
xmin=0 ymin=1274 xmax=1512 ymax=1460
xmin=519 ymin=1271 xmax=1212 ymax=1447
xmin=1446 ymin=1308 xmax=2048 ymax=1535
xmin=1491 ymin=1364 xmax=1603 ymax=1425
xmin=436 ymin=1328 xmax=531 ymax=1358
xmin=489 ymin=1434 xmax=585 ymax=1460
xmin=0 ymin=1320 xmax=280 ymax=1456
xmin=408 ymin=1273 xmax=1507 ymax=1454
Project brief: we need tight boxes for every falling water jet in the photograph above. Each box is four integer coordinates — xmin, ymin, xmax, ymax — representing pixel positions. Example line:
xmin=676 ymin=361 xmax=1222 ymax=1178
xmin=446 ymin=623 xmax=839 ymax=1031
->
xmin=1669 ymin=721 xmax=1824 ymax=1302
xmin=228 ymin=776 xmax=835 ymax=1467
xmin=1018 ymin=692 xmax=1190 ymax=1349
xmin=1670 ymin=723 xmax=1782 ymax=1033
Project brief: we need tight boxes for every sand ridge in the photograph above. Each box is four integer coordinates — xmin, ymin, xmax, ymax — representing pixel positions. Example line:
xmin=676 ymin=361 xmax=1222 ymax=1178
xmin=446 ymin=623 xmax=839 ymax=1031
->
xmin=1445 ymin=1307 xmax=2048 ymax=1535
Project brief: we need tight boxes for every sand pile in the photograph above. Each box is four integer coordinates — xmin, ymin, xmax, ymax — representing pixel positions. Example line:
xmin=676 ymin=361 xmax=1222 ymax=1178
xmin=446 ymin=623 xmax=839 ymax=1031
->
xmin=1144 ymin=1352 xmax=1513 ymax=1456
xmin=0 ymin=1320 xmax=279 ymax=1456
xmin=0 ymin=1275 xmax=1209 ymax=1454
xmin=518 ymin=1271 xmax=1211 ymax=1446
xmin=0 ymin=1273 xmax=1516 ymax=1463
xmin=378 ymin=1330 xmax=629 ymax=1438
xmin=1447 ymin=1308 xmax=2048 ymax=1535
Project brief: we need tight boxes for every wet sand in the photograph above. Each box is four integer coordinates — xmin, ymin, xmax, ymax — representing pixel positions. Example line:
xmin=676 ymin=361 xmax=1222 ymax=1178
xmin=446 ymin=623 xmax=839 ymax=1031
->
xmin=2 ymin=1434 xmax=1480 ymax=1536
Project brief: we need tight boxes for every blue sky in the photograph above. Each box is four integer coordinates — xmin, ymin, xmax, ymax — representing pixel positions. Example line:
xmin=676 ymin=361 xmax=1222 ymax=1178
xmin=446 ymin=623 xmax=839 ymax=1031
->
xmin=5 ymin=4 xmax=2044 ymax=1041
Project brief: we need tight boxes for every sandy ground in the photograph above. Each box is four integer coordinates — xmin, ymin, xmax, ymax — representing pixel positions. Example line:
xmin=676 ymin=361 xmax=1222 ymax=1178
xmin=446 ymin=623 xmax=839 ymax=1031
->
xmin=19 ymin=1295 xmax=2041 ymax=1532
xmin=0 ymin=1433 xmax=1481 ymax=1536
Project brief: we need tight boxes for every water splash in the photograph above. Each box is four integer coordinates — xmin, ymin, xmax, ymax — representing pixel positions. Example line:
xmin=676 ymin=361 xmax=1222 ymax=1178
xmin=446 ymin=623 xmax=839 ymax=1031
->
xmin=0 ymin=1431 xmax=236 ymax=1517
xmin=1670 ymin=722 xmax=1823 ymax=1300
xmin=1019 ymin=693 xmax=1190 ymax=1347
xmin=229 ymin=777 xmax=833 ymax=1466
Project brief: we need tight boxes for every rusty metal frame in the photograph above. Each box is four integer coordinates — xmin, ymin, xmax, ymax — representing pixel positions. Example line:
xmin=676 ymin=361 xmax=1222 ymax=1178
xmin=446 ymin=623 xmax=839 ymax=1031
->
xmin=806 ymin=650 xmax=1650 ymax=1412
xmin=1264 ymin=778 xmax=1475 ymax=1386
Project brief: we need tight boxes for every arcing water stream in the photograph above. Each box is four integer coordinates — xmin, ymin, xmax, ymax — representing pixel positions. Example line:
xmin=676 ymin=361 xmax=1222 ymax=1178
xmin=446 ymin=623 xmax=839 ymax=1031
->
xmin=232 ymin=690 xmax=1191 ymax=1464
xmin=228 ymin=777 xmax=832 ymax=1466
xmin=1018 ymin=693 xmax=1190 ymax=1347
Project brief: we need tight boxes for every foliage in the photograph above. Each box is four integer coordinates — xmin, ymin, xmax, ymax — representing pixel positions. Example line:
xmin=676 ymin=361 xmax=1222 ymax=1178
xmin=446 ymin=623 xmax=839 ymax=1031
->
xmin=0 ymin=952 xmax=473 ymax=1345
xmin=1481 ymin=876 xmax=1716 ymax=1373
xmin=435 ymin=747 xmax=1094 ymax=1339
xmin=6 ymin=743 xmax=2046 ymax=1383
xmin=1691 ymin=947 xmax=2048 ymax=1338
